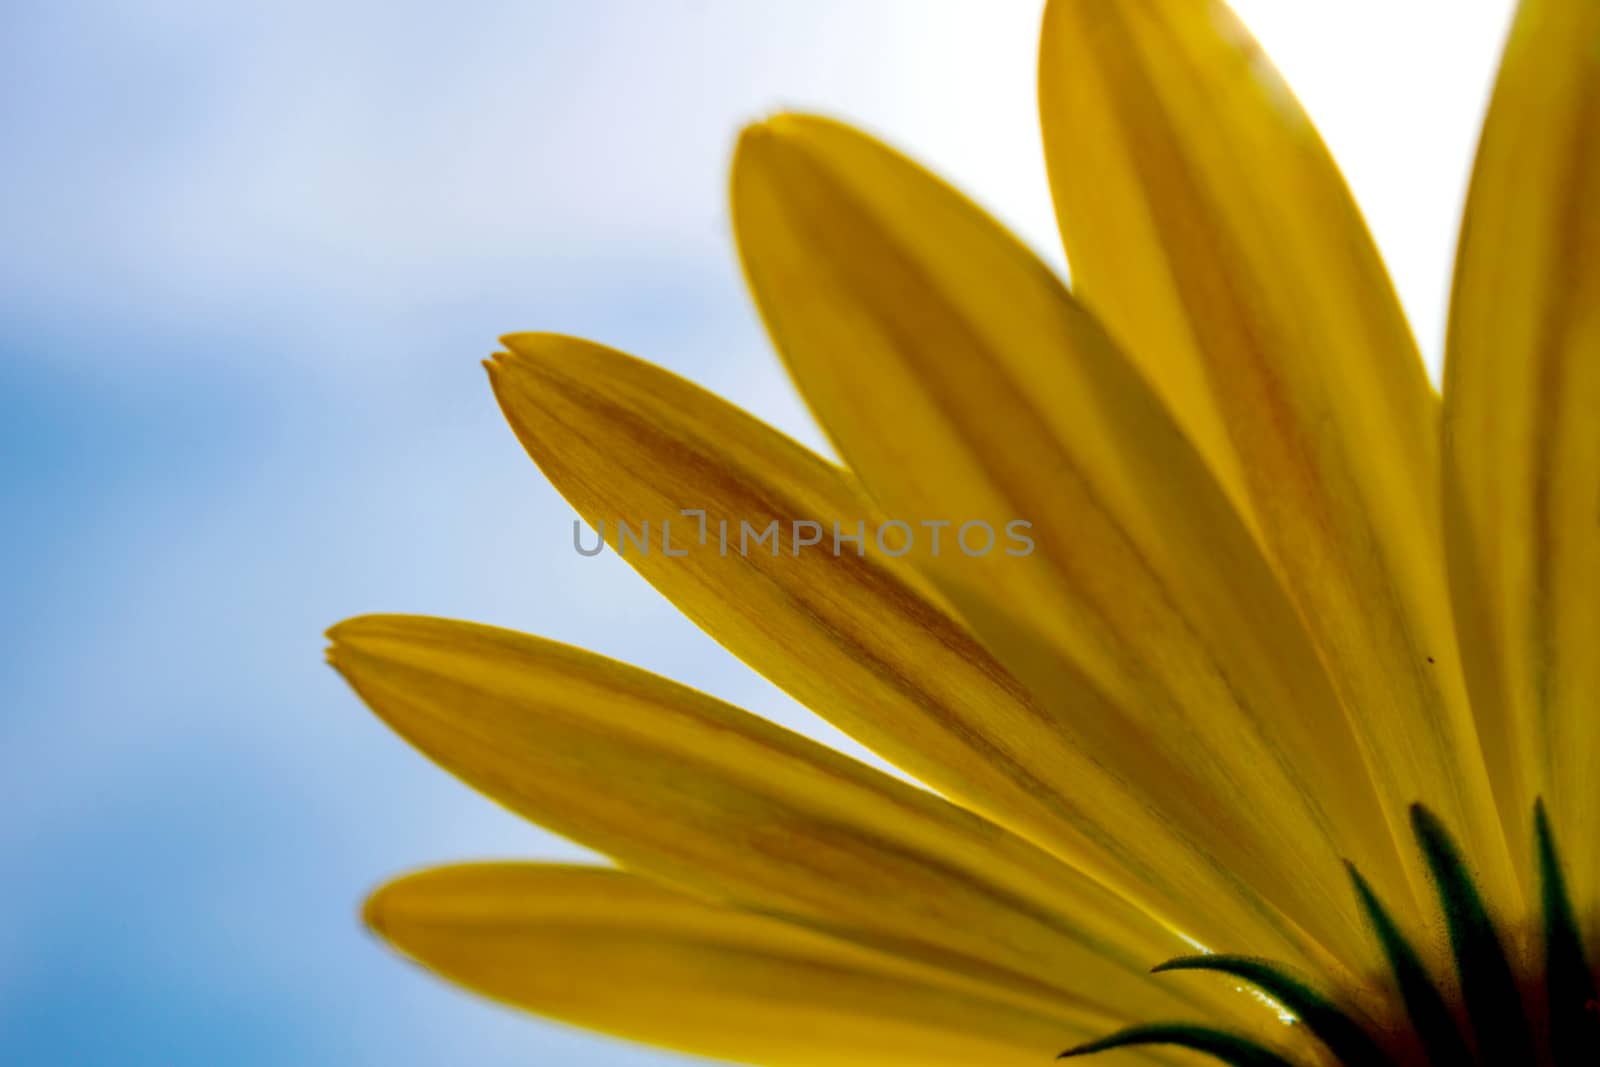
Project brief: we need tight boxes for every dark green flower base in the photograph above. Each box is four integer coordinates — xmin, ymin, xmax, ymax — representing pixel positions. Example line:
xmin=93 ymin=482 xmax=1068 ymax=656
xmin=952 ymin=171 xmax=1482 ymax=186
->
xmin=1062 ymin=803 xmax=1598 ymax=1066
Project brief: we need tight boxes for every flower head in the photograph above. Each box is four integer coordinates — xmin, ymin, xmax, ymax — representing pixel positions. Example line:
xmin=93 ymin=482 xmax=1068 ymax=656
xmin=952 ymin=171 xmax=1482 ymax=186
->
xmin=329 ymin=0 xmax=1600 ymax=1062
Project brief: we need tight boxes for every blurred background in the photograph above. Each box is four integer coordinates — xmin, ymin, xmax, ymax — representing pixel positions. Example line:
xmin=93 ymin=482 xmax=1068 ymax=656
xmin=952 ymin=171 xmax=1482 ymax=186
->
xmin=1 ymin=1 xmax=1516 ymax=1063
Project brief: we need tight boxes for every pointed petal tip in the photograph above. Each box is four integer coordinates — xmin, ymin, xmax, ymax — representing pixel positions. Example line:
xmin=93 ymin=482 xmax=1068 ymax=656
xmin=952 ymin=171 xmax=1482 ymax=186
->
xmin=733 ymin=112 xmax=873 ymax=176
xmin=737 ymin=111 xmax=830 ymax=143
xmin=324 ymin=615 xmax=467 ymax=678
xmin=359 ymin=865 xmax=489 ymax=942
xmin=735 ymin=116 xmax=779 ymax=150
xmin=493 ymin=333 xmax=649 ymax=387
xmin=324 ymin=616 xmax=363 ymax=644
xmin=324 ymin=617 xmax=367 ymax=666
xmin=486 ymin=336 xmax=585 ymax=403
xmin=324 ymin=613 xmax=406 ymax=649
xmin=360 ymin=868 xmax=452 ymax=946
xmin=361 ymin=884 xmax=393 ymax=938
xmin=732 ymin=113 xmax=804 ymax=179
xmin=325 ymin=617 xmax=385 ymax=680
xmin=733 ymin=114 xmax=796 ymax=160
xmin=494 ymin=332 xmax=562 ymax=362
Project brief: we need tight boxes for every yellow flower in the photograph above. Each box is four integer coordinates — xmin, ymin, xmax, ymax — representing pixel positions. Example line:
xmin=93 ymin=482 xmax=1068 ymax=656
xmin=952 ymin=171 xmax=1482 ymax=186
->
xmin=327 ymin=1 xmax=1600 ymax=1063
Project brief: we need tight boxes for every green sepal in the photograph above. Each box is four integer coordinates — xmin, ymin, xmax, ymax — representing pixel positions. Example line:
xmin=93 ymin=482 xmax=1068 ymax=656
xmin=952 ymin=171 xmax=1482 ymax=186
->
xmin=1057 ymin=1022 xmax=1297 ymax=1066
xmin=1347 ymin=861 xmax=1473 ymax=1065
xmin=1411 ymin=802 xmax=1535 ymax=1064
xmin=1152 ymin=954 xmax=1394 ymax=1065
xmin=1536 ymin=799 xmax=1599 ymax=1066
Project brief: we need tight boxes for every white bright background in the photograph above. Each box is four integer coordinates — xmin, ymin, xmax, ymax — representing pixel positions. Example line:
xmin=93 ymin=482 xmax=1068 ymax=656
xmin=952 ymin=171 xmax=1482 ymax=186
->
xmin=1 ymin=2 xmax=1514 ymax=1064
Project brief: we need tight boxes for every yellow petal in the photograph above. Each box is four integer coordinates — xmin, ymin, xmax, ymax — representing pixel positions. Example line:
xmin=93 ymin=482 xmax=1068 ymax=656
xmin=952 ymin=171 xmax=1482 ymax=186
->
xmin=488 ymin=331 xmax=1031 ymax=807
xmin=1444 ymin=0 xmax=1600 ymax=916
xmin=730 ymin=113 xmax=1403 ymax=976
xmin=366 ymin=864 xmax=1168 ymax=1067
xmin=1038 ymin=0 xmax=1517 ymax=920
xmin=490 ymin=333 xmax=1421 ymax=984
xmin=328 ymin=614 xmax=1248 ymax=1026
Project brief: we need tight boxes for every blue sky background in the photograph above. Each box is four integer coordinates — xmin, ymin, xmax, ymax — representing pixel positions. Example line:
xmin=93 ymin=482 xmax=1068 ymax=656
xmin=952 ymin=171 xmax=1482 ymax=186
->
xmin=2 ymin=2 xmax=1513 ymax=1064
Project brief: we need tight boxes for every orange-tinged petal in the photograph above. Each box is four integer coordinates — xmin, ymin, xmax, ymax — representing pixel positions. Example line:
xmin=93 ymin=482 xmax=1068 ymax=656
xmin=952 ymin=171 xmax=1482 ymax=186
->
xmin=1444 ymin=0 xmax=1600 ymax=932
xmin=365 ymin=864 xmax=1180 ymax=1066
xmin=1039 ymin=0 xmax=1517 ymax=927
xmin=328 ymin=614 xmax=1249 ymax=1026
xmin=731 ymin=112 xmax=1405 ymax=977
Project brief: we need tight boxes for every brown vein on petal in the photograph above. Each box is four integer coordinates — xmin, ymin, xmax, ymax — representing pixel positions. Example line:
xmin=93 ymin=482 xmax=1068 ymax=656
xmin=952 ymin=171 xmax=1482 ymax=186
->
xmin=489 ymin=341 xmax=1360 ymax=982
xmin=498 ymin=352 xmax=1189 ymax=872
xmin=1074 ymin=1 xmax=1487 ymax=889
xmin=744 ymin=122 xmax=1362 ymax=971
xmin=330 ymin=623 xmax=1219 ymax=1022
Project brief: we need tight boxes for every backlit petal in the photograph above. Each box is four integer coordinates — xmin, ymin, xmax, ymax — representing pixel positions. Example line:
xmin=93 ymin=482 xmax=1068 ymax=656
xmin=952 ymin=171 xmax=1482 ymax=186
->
xmin=1039 ymin=0 xmax=1516 ymax=925
xmin=328 ymin=614 xmax=1250 ymax=1026
xmin=365 ymin=864 xmax=1173 ymax=1067
xmin=490 ymin=335 xmax=1354 ymax=968
xmin=1443 ymin=0 xmax=1600 ymax=933
xmin=731 ymin=112 xmax=1404 ymax=977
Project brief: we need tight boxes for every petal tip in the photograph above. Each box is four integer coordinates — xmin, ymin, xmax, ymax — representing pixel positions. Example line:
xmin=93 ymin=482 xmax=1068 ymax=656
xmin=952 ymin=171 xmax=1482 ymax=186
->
xmin=324 ymin=614 xmax=451 ymax=673
xmin=495 ymin=332 xmax=551 ymax=362
xmin=325 ymin=613 xmax=397 ymax=649
xmin=735 ymin=116 xmax=779 ymax=149
xmin=734 ymin=111 xmax=860 ymax=165
xmin=732 ymin=115 xmax=799 ymax=176
xmin=324 ymin=617 xmax=367 ymax=665
xmin=738 ymin=111 xmax=817 ymax=142
xmin=361 ymin=886 xmax=392 ymax=937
